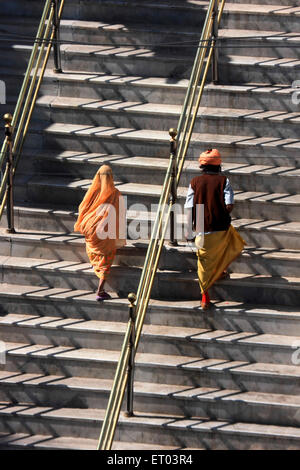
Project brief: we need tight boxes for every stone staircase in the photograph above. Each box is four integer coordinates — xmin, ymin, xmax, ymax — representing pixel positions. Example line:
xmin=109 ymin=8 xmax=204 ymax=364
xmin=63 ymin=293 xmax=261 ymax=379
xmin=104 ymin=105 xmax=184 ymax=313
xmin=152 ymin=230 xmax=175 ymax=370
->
xmin=0 ymin=0 xmax=300 ymax=450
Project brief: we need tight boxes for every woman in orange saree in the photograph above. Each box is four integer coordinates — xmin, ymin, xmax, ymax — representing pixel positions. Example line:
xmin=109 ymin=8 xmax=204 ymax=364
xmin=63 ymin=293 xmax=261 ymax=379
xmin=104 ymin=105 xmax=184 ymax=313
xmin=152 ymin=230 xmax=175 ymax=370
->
xmin=74 ymin=165 xmax=126 ymax=301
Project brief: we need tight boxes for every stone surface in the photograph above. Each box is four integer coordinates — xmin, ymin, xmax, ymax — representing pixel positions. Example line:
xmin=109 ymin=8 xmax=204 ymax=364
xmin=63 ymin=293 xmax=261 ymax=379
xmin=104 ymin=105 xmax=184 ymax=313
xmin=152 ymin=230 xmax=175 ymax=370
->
xmin=0 ymin=0 xmax=300 ymax=451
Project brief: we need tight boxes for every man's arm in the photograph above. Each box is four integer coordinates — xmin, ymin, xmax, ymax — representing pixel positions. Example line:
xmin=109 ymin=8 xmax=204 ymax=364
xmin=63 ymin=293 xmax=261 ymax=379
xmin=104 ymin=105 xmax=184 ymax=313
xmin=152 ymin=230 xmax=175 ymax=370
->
xmin=185 ymin=208 xmax=194 ymax=240
xmin=184 ymin=184 xmax=195 ymax=240
xmin=224 ymin=178 xmax=234 ymax=213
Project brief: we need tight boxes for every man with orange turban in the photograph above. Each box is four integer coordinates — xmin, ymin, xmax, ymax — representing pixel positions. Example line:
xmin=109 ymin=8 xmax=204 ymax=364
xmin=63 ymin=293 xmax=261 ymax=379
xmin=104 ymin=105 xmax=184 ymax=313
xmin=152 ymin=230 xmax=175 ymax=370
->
xmin=74 ymin=165 xmax=126 ymax=301
xmin=185 ymin=149 xmax=245 ymax=310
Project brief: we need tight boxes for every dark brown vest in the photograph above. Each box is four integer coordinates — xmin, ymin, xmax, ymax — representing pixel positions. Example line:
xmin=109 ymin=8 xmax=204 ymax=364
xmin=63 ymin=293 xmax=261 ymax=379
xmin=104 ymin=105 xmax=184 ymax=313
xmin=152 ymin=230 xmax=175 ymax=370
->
xmin=191 ymin=173 xmax=231 ymax=232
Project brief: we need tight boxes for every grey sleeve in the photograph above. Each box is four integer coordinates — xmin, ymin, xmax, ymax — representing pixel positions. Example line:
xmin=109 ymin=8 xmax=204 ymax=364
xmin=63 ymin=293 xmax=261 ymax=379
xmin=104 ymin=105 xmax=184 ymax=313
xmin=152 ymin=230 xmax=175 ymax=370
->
xmin=224 ymin=178 xmax=234 ymax=205
xmin=184 ymin=184 xmax=194 ymax=209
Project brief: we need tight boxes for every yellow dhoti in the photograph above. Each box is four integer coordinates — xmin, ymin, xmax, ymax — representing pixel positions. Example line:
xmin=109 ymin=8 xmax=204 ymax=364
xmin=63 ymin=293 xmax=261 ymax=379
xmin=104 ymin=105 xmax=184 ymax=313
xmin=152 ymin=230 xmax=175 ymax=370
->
xmin=197 ymin=225 xmax=246 ymax=294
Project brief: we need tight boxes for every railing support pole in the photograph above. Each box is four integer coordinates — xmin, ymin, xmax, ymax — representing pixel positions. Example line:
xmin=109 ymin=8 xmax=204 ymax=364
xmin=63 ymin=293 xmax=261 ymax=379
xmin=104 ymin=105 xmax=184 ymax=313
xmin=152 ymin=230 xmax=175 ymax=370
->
xmin=168 ymin=128 xmax=178 ymax=247
xmin=212 ymin=0 xmax=219 ymax=84
xmin=4 ymin=114 xmax=15 ymax=234
xmin=52 ymin=0 xmax=62 ymax=73
xmin=124 ymin=293 xmax=137 ymax=418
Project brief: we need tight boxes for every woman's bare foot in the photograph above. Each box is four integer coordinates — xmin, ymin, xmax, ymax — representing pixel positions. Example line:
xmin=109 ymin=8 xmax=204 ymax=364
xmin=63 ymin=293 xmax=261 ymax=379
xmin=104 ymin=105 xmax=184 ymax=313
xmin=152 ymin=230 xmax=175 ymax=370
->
xmin=96 ymin=278 xmax=106 ymax=296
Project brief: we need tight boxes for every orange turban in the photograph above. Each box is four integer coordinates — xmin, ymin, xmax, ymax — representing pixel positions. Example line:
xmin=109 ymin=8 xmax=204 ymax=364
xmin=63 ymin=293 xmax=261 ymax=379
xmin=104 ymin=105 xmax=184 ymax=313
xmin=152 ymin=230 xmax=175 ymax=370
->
xmin=199 ymin=149 xmax=221 ymax=166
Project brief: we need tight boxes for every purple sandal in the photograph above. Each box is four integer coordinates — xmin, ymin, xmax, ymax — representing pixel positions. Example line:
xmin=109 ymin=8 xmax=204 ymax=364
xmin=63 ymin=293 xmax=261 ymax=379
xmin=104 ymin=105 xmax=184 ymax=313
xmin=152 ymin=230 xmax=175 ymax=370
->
xmin=96 ymin=291 xmax=112 ymax=301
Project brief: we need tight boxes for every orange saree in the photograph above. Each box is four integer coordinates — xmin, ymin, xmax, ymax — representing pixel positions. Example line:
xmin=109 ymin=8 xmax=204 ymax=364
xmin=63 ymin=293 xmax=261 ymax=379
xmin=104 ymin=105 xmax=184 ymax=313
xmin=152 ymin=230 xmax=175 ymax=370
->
xmin=74 ymin=165 xmax=126 ymax=280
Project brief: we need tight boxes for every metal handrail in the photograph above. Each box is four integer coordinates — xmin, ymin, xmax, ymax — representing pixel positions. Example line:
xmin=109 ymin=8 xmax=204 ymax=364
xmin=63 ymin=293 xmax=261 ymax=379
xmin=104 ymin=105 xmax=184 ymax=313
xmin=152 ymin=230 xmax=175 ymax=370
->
xmin=0 ymin=0 xmax=65 ymax=229
xmin=98 ymin=0 xmax=226 ymax=450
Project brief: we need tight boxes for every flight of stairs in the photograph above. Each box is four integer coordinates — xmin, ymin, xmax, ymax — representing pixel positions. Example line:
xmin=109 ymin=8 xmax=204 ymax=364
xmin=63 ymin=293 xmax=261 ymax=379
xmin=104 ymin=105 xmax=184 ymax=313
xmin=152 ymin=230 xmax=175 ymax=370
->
xmin=0 ymin=0 xmax=300 ymax=450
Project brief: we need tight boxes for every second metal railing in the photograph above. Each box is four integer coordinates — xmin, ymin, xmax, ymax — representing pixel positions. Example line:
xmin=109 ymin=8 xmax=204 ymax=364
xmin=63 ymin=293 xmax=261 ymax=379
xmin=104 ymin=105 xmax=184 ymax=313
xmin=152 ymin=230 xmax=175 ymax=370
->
xmin=98 ymin=0 xmax=226 ymax=451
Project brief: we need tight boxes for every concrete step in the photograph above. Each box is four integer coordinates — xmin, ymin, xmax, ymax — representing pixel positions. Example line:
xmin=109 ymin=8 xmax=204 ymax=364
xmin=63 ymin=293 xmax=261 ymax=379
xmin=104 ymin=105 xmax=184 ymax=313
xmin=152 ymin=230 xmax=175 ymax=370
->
xmin=2 ymin=1 xmax=300 ymax=31
xmin=1 ymin=283 xmax=300 ymax=336
xmin=0 ymin=312 xmax=300 ymax=364
xmin=69 ymin=1 xmax=297 ymax=34
xmin=25 ymin=150 xmax=300 ymax=194
xmin=0 ymin=17 xmax=200 ymax=59
xmin=58 ymin=46 xmax=300 ymax=83
xmin=230 ymin=0 xmax=297 ymax=5
xmin=1 ymin=255 xmax=300 ymax=306
xmin=3 ymin=15 xmax=300 ymax=59
xmin=218 ymin=30 xmax=300 ymax=59
xmin=219 ymin=54 xmax=300 ymax=86
xmin=34 ymin=123 xmax=300 ymax=166
xmin=0 ymin=372 xmax=300 ymax=428
xmin=1 ymin=400 xmax=300 ymax=449
xmin=2 ymin=230 xmax=300 ymax=278
xmin=3 ymin=340 xmax=300 ymax=395
xmin=2 ymin=204 xmax=300 ymax=250
xmin=51 ymin=22 xmax=300 ymax=60
xmin=234 ymin=218 xmax=300 ymax=251
xmin=0 ymin=431 xmax=183 ymax=450
xmin=0 ymin=432 xmax=98 ymax=450
xmin=222 ymin=4 xmax=300 ymax=33
xmin=2 ymin=68 xmax=298 ymax=113
xmin=0 ymin=42 xmax=193 ymax=79
xmin=2 ymin=68 xmax=191 ymax=107
xmin=34 ymin=95 xmax=300 ymax=139
xmin=14 ymin=174 xmax=300 ymax=222
xmin=2 ymin=43 xmax=300 ymax=84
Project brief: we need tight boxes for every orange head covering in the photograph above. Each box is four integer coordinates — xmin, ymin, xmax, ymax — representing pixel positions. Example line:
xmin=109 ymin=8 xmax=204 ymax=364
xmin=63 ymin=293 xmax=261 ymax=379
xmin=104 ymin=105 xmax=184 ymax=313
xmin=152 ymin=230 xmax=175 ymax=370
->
xmin=199 ymin=149 xmax=221 ymax=166
xmin=74 ymin=165 xmax=125 ymax=254
xmin=74 ymin=165 xmax=115 ymax=235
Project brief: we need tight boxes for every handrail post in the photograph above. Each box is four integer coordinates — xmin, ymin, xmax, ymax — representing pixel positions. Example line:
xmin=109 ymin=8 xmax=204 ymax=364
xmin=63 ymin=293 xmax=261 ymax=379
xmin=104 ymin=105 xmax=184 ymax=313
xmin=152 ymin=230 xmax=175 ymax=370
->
xmin=52 ymin=0 xmax=62 ymax=73
xmin=4 ymin=113 xmax=15 ymax=234
xmin=168 ymin=128 xmax=178 ymax=247
xmin=124 ymin=292 xmax=137 ymax=418
xmin=212 ymin=0 xmax=219 ymax=84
